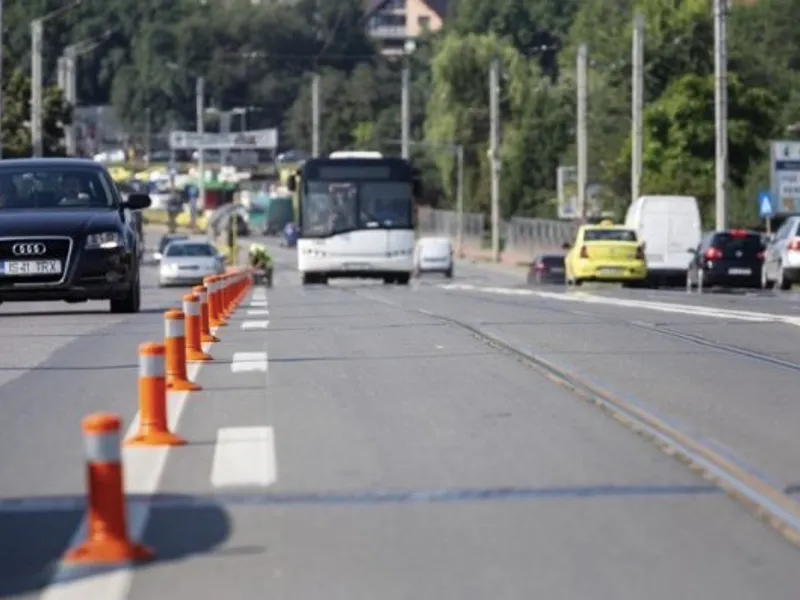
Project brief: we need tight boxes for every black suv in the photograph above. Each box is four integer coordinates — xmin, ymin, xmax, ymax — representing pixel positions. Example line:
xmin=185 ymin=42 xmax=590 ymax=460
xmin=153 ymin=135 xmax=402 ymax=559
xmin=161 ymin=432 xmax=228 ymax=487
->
xmin=0 ymin=158 xmax=151 ymax=312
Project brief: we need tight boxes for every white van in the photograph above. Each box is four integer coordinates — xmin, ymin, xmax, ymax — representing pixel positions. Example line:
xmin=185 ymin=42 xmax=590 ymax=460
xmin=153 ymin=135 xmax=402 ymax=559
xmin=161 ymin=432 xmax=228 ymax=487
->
xmin=625 ymin=195 xmax=702 ymax=286
xmin=413 ymin=237 xmax=453 ymax=278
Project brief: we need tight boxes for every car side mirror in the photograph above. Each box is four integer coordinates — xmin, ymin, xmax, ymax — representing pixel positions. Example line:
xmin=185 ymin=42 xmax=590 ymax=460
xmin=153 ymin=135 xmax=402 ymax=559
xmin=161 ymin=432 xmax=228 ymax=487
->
xmin=687 ymin=247 xmax=696 ymax=254
xmin=413 ymin=178 xmax=422 ymax=197
xmin=287 ymin=176 xmax=296 ymax=192
xmin=561 ymin=243 xmax=571 ymax=250
xmin=123 ymin=192 xmax=152 ymax=210
xmin=154 ymin=252 xmax=162 ymax=261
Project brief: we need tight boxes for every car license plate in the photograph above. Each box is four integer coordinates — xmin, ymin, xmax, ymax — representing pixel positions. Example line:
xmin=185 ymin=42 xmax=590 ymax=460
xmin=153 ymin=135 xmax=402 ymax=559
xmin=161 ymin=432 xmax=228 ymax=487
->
xmin=550 ymin=268 xmax=564 ymax=273
xmin=343 ymin=263 xmax=369 ymax=270
xmin=728 ymin=268 xmax=751 ymax=275
xmin=0 ymin=260 xmax=62 ymax=276
xmin=599 ymin=268 xmax=624 ymax=275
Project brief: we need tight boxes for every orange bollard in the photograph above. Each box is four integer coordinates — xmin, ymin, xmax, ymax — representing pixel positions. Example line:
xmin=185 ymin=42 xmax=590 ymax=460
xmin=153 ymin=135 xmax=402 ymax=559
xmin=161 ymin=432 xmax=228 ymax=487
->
xmin=193 ymin=284 xmax=218 ymax=343
xmin=207 ymin=276 xmax=227 ymax=327
xmin=62 ymin=413 xmax=154 ymax=565
xmin=125 ymin=343 xmax=186 ymax=447
xmin=221 ymin=272 xmax=231 ymax=321
xmin=164 ymin=310 xmax=201 ymax=392
xmin=183 ymin=294 xmax=213 ymax=362
xmin=219 ymin=274 xmax=233 ymax=318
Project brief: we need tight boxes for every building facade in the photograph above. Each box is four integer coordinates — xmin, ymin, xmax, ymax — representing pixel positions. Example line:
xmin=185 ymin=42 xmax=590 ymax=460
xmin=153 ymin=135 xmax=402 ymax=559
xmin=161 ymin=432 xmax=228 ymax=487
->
xmin=365 ymin=0 xmax=446 ymax=56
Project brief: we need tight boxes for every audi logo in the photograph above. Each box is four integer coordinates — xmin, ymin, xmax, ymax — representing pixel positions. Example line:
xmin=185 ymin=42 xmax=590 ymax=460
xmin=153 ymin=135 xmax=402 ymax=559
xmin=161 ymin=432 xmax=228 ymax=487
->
xmin=12 ymin=243 xmax=47 ymax=256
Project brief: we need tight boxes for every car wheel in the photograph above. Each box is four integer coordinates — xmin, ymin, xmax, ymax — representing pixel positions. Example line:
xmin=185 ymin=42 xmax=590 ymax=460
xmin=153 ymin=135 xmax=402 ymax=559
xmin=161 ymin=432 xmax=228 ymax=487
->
xmin=761 ymin=267 xmax=774 ymax=290
xmin=110 ymin=276 xmax=141 ymax=314
xmin=444 ymin=268 xmax=453 ymax=279
xmin=779 ymin=266 xmax=792 ymax=290
xmin=397 ymin=273 xmax=411 ymax=285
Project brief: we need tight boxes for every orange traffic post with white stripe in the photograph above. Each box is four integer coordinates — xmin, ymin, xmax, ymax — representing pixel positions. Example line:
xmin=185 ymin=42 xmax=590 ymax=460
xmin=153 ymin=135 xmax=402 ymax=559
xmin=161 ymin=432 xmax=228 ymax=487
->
xmin=63 ymin=413 xmax=154 ymax=565
xmin=193 ymin=284 xmax=218 ymax=343
xmin=125 ymin=343 xmax=186 ymax=447
xmin=220 ymin=274 xmax=234 ymax=318
xmin=206 ymin=275 xmax=227 ymax=328
xmin=183 ymin=294 xmax=213 ymax=362
xmin=164 ymin=310 xmax=201 ymax=392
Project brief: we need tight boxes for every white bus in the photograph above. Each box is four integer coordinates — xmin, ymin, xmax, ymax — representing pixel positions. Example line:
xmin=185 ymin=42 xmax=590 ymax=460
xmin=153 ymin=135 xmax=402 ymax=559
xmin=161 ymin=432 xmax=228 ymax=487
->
xmin=287 ymin=156 xmax=420 ymax=285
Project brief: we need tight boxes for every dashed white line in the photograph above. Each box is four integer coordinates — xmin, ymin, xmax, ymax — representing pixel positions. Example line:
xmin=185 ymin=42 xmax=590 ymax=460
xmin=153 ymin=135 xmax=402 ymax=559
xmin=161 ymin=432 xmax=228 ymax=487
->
xmin=231 ymin=351 xmax=268 ymax=372
xmin=248 ymin=299 xmax=268 ymax=307
xmin=241 ymin=320 xmax=269 ymax=330
xmin=210 ymin=426 xmax=276 ymax=488
xmin=247 ymin=309 xmax=269 ymax=316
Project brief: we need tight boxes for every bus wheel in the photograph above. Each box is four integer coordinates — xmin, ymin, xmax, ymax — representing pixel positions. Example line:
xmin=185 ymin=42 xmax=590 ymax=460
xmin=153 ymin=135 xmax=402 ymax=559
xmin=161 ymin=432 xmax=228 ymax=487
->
xmin=396 ymin=273 xmax=411 ymax=285
xmin=302 ymin=273 xmax=316 ymax=285
xmin=383 ymin=276 xmax=395 ymax=285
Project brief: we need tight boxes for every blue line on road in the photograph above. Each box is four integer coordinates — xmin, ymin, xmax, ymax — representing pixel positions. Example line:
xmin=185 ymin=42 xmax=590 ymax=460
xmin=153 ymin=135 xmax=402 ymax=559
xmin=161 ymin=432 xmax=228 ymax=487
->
xmin=0 ymin=484 xmax=722 ymax=513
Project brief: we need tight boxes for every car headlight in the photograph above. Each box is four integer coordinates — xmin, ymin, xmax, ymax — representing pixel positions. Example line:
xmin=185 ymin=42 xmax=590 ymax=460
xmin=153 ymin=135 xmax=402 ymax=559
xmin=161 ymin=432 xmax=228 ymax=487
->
xmin=161 ymin=263 xmax=179 ymax=274
xmin=86 ymin=231 xmax=122 ymax=249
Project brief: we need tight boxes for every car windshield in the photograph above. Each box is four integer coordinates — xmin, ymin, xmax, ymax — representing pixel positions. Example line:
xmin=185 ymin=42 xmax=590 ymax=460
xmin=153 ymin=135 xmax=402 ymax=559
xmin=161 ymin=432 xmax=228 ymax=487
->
xmin=159 ymin=236 xmax=187 ymax=252
xmin=0 ymin=167 xmax=116 ymax=210
xmin=165 ymin=243 xmax=216 ymax=257
xmin=301 ymin=180 xmax=413 ymax=236
xmin=584 ymin=229 xmax=638 ymax=242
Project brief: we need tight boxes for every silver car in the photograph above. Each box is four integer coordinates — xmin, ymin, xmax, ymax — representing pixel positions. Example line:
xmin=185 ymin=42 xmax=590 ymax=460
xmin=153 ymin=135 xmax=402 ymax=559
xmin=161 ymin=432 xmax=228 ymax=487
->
xmin=158 ymin=240 xmax=226 ymax=287
xmin=762 ymin=215 xmax=800 ymax=290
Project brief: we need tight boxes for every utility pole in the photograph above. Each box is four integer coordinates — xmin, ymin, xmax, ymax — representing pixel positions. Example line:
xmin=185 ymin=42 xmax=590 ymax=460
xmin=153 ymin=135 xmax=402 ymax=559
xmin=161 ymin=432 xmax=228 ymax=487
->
xmin=632 ymin=13 xmax=644 ymax=204
xmin=576 ymin=44 xmax=588 ymax=220
xmin=489 ymin=56 xmax=501 ymax=262
xmin=714 ymin=0 xmax=728 ymax=231
xmin=195 ymin=76 xmax=205 ymax=231
xmin=401 ymin=56 xmax=410 ymax=159
xmin=311 ymin=73 xmax=320 ymax=157
xmin=30 ymin=19 xmax=43 ymax=157
xmin=0 ymin=0 xmax=4 ymax=158
xmin=144 ymin=107 xmax=151 ymax=165
xmin=456 ymin=144 xmax=464 ymax=257
xmin=65 ymin=46 xmax=77 ymax=156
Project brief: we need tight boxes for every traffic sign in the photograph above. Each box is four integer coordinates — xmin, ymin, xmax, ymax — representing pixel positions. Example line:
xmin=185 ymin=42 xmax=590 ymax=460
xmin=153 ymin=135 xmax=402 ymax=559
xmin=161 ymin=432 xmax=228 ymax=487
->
xmin=169 ymin=129 xmax=278 ymax=150
xmin=770 ymin=140 xmax=800 ymax=214
xmin=758 ymin=190 xmax=773 ymax=218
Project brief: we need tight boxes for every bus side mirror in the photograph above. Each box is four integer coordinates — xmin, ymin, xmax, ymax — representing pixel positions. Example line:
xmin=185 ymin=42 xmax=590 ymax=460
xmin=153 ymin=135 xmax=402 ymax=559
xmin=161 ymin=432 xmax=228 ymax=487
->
xmin=287 ymin=176 xmax=296 ymax=192
xmin=413 ymin=179 xmax=422 ymax=197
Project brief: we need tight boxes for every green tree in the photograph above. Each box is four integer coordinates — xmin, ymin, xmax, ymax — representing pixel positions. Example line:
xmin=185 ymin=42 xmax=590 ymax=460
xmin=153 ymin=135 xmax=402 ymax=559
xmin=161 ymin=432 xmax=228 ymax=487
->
xmin=637 ymin=73 xmax=779 ymax=225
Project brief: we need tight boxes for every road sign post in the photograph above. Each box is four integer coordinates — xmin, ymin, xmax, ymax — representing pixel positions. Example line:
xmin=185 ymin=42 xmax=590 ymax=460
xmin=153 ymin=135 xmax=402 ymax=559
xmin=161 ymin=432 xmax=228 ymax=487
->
xmin=758 ymin=190 xmax=773 ymax=234
xmin=770 ymin=141 xmax=800 ymax=215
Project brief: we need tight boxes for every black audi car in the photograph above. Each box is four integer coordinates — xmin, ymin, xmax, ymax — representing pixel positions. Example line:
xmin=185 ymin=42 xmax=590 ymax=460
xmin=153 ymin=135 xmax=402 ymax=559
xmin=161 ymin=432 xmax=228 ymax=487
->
xmin=0 ymin=158 xmax=151 ymax=312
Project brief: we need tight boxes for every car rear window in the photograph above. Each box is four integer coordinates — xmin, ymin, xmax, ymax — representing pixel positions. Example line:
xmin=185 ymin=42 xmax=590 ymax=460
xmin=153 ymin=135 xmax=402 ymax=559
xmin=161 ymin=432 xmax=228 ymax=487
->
xmin=583 ymin=229 xmax=638 ymax=242
xmin=712 ymin=232 xmax=763 ymax=257
xmin=538 ymin=256 xmax=565 ymax=267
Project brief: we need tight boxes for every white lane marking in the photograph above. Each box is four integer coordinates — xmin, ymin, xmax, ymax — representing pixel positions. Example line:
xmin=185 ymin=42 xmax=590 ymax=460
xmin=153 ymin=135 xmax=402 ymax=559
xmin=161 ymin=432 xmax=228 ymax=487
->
xmin=247 ymin=309 xmax=269 ymax=316
xmin=40 ymin=301 xmax=229 ymax=599
xmin=248 ymin=299 xmax=267 ymax=307
xmin=210 ymin=427 xmax=276 ymax=488
xmin=231 ymin=351 xmax=268 ymax=372
xmin=241 ymin=320 xmax=269 ymax=330
xmin=440 ymin=283 xmax=798 ymax=325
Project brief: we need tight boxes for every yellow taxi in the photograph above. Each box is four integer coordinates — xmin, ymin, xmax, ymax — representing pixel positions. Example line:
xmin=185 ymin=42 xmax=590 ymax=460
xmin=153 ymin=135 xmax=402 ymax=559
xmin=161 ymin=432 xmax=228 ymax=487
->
xmin=565 ymin=220 xmax=647 ymax=286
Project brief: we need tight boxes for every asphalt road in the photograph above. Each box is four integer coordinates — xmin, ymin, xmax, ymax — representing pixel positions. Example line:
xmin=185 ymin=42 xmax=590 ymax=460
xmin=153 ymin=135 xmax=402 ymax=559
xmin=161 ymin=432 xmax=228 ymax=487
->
xmin=1 ymin=233 xmax=800 ymax=598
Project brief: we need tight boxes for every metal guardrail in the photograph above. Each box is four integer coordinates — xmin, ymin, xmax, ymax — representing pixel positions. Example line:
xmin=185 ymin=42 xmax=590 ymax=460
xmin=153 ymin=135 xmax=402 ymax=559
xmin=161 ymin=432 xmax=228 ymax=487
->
xmin=417 ymin=207 xmax=577 ymax=262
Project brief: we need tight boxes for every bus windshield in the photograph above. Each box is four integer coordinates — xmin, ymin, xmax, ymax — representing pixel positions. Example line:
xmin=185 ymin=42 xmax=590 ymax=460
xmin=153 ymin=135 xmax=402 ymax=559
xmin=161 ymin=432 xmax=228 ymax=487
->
xmin=301 ymin=180 xmax=414 ymax=237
